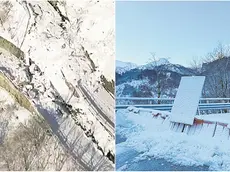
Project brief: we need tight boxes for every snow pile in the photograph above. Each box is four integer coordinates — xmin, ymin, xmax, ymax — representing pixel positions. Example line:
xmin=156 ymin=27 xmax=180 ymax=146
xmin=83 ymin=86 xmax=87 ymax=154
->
xmin=196 ymin=113 xmax=230 ymax=125
xmin=116 ymin=108 xmax=230 ymax=171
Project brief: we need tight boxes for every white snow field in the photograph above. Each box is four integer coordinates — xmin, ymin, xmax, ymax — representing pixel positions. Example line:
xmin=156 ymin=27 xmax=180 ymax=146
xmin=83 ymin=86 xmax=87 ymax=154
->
xmin=116 ymin=107 xmax=230 ymax=171
xmin=0 ymin=0 xmax=114 ymax=170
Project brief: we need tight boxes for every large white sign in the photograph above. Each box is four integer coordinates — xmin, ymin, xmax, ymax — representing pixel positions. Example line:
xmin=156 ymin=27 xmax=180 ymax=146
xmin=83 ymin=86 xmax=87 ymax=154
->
xmin=170 ymin=76 xmax=205 ymax=125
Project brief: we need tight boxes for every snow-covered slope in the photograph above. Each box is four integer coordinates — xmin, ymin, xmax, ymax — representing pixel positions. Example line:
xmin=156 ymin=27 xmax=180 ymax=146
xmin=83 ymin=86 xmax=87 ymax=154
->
xmin=0 ymin=88 xmax=86 ymax=171
xmin=138 ymin=58 xmax=170 ymax=70
xmin=0 ymin=0 xmax=114 ymax=170
xmin=116 ymin=58 xmax=195 ymax=76
xmin=116 ymin=59 xmax=195 ymax=98
xmin=138 ymin=58 xmax=195 ymax=75
xmin=116 ymin=60 xmax=138 ymax=74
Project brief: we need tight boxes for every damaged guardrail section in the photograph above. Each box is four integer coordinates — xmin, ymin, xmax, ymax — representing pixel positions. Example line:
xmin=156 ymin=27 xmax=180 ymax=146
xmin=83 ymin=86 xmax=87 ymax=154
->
xmin=0 ymin=36 xmax=24 ymax=60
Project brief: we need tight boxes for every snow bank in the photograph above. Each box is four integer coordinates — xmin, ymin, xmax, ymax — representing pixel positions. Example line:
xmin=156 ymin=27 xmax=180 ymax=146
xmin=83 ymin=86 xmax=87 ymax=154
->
xmin=197 ymin=113 xmax=230 ymax=125
xmin=116 ymin=108 xmax=230 ymax=171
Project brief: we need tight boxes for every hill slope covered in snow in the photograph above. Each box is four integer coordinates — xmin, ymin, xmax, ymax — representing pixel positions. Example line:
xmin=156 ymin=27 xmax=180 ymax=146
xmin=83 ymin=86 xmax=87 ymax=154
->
xmin=116 ymin=58 xmax=196 ymax=98
xmin=0 ymin=0 xmax=114 ymax=170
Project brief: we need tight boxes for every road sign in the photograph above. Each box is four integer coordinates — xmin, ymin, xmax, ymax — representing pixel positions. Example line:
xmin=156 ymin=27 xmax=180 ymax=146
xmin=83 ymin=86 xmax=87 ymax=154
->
xmin=170 ymin=76 xmax=205 ymax=125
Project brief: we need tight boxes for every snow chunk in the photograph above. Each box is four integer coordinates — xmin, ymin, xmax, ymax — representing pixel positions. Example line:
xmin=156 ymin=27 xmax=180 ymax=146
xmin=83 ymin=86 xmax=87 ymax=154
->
xmin=127 ymin=106 xmax=135 ymax=112
xmin=133 ymin=108 xmax=140 ymax=114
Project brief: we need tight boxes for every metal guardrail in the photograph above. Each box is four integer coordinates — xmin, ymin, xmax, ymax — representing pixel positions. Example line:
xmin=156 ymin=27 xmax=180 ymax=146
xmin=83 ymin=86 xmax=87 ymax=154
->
xmin=116 ymin=97 xmax=230 ymax=111
xmin=116 ymin=97 xmax=230 ymax=101
xmin=116 ymin=104 xmax=230 ymax=111
xmin=116 ymin=97 xmax=175 ymax=100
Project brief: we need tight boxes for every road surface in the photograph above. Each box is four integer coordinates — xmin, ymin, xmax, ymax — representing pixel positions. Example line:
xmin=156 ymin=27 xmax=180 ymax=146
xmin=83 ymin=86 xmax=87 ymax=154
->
xmin=78 ymin=80 xmax=114 ymax=130
xmin=116 ymin=134 xmax=209 ymax=171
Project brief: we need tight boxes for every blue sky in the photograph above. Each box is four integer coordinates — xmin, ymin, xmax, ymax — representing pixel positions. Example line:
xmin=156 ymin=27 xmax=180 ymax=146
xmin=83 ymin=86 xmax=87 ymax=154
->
xmin=116 ymin=1 xmax=230 ymax=67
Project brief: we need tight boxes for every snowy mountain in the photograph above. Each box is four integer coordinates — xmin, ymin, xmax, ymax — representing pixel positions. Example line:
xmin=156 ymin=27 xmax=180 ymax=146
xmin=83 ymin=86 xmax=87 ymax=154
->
xmin=137 ymin=58 xmax=196 ymax=76
xmin=138 ymin=58 xmax=170 ymax=70
xmin=0 ymin=0 xmax=114 ymax=170
xmin=116 ymin=60 xmax=138 ymax=74
xmin=116 ymin=58 xmax=194 ymax=76
xmin=116 ymin=58 xmax=197 ymax=97
xmin=116 ymin=59 xmax=197 ymax=97
xmin=116 ymin=56 xmax=230 ymax=98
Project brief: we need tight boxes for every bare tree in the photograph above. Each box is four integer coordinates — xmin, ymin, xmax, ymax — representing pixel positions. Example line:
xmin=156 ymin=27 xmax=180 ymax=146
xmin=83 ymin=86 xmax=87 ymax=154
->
xmin=0 ymin=143 xmax=15 ymax=170
xmin=54 ymin=146 xmax=69 ymax=171
xmin=202 ymin=43 xmax=230 ymax=100
xmin=36 ymin=147 xmax=52 ymax=170
xmin=0 ymin=118 xmax=52 ymax=170
xmin=0 ymin=117 xmax=9 ymax=145
xmin=190 ymin=56 xmax=202 ymax=73
xmin=0 ymin=1 xmax=13 ymax=27
xmin=149 ymin=52 xmax=169 ymax=103
xmin=203 ymin=43 xmax=230 ymax=63
xmin=0 ymin=129 xmax=34 ymax=170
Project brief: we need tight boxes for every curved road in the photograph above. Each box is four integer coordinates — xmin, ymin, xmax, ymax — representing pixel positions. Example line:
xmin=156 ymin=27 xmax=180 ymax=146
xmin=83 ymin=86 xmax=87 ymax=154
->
xmin=78 ymin=80 xmax=114 ymax=130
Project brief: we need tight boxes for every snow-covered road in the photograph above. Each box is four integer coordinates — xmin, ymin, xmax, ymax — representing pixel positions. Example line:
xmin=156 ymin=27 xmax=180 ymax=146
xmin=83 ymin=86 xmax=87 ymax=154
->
xmin=116 ymin=136 xmax=209 ymax=171
xmin=78 ymin=80 xmax=114 ymax=131
xmin=116 ymin=108 xmax=230 ymax=171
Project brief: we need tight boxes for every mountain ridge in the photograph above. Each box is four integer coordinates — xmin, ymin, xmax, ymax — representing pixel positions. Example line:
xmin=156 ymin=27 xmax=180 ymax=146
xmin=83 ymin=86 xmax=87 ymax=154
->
xmin=116 ymin=57 xmax=230 ymax=99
